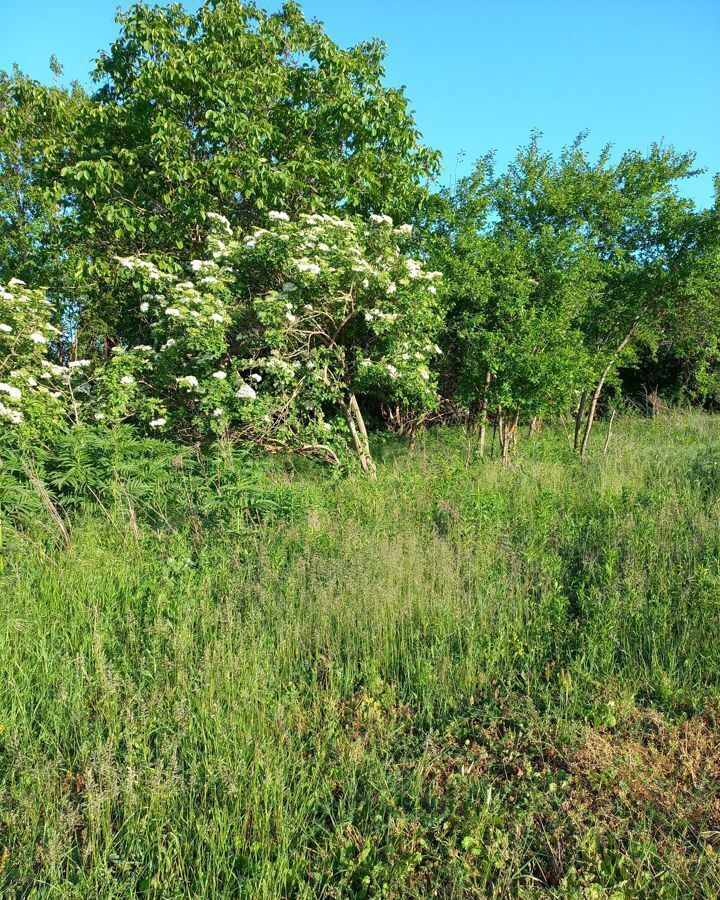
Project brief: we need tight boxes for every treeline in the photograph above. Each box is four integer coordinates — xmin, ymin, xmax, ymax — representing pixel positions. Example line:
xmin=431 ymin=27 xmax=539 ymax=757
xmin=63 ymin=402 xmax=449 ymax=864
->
xmin=1 ymin=0 xmax=719 ymax=473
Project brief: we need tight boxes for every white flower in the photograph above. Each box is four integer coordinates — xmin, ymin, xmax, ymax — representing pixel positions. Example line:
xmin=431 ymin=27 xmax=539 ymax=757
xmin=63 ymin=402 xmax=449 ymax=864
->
xmin=177 ymin=375 xmax=199 ymax=388
xmin=68 ymin=359 xmax=91 ymax=368
xmin=362 ymin=278 xmax=370 ymax=289
xmin=8 ymin=278 xmax=26 ymax=286
xmin=250 ymin=373 xmax=262 ymax=382
xmin=387 ymin=364 xmax=398 ymax=377
xmin=27 ymin=377 xmax=38 ymax=386
xmin=210 ymin=313 xmax=224 ymax=323
xmin=406 ymin=259 xmax=422 ymax=279
xmin=268 ymin=210 xmax=290 ymax=221
xmin=420 ymin=368 xmax=430 ymax=380
xmin=364 ymin=312 xmax=373 ymax=321
xmin=201 ymin=276 xmax=219 ymax=284
xmin=0 ymin=323 xmax=12 ymax=333
xmin=211 ymin=371 xmax=227 ymax=379
xmin=295 ymin=260 xmax=321 ymax=275
xmin=369 ymin=213 xmax=393 ymax=226
xmin=322 ymin=422 xmax=332 ymax=431
xmin=428 ymin=285 xmax=437 ymax=294
xmin=149 ymin=418 xmax=166 ymax=427
xmin=133 ymin=345 xmax=153 ymax=352
xmin=285 ymin=312 xmax=296 ymax=322
xmin=0 ymin=402 xmax=22 ymax=424
xmin=29 ymin=331 xmax=47 ymax=344
xmin=395 ymin=223 xmax=413 ymax=235
xmin=140 ymin=302 xmax=150 ymax=312
xmin=236 ymin=383 xmax=257 ymax=400
xmin=94 ymin=412 xmax=105 ymax=420
xmin=0 ymin=291 xmax=12 ymax=300
xmin=161 ymin=338 xmax=177 ymax=350
xmin=0 ymin=383 xmax=22 ymax=400
xmin=386 ymin=283 xmax=397 ymax=295
xmin=165 ymin=307 xmax=181 ymax=317
xmin=213 ymin=407 xmax=224 ymax=417
xmin=120 ymin=375 xmax=135 ymax=385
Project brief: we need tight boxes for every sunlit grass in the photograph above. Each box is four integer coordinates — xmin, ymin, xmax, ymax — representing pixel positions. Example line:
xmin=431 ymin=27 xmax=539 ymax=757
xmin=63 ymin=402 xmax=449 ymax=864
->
xmin=1 ymin=413 xmax=719 ymax=897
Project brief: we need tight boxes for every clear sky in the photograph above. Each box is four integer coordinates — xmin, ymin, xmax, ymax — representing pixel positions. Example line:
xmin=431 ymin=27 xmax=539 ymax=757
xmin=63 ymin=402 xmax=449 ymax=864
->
xmin=3 ymin=0 xmax=719 ymax=207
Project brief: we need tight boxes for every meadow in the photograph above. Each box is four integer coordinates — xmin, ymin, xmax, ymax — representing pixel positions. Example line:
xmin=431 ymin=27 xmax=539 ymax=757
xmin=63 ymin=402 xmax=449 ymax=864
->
xmin=1 ymin=411 xmax=719 ymax=897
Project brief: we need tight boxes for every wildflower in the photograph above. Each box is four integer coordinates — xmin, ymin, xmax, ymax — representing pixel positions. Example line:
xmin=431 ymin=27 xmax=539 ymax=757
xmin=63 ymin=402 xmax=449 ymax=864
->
xmin=27 ymin=377 xmax=37 ymax=386
xmin=428 ymin=285 xmax=437 ymax=294
xmin=29 ymin=331 xmax=47 ymax=344
xmin=210 ymin=313 xmax=224 ymax=323
xmin=369 ymin=213 xmax=393 ymax=226
xmin=268 ymin=210 xmax=290 ymax=221
xmin=68 ymin=359 xmax=91 ymax=368
xmin=387 ymin=364 xmax=398 ymax=377
xmin=8 ymin=278 xmax=26 ymax=286
xmin=165 ymin=307 xmax=181 ymax=317
xmin=213 ymin=408 xmax=224 ymax=417
xmin=395 ymin=223 xmax=413 ymax=235
xmin=236 ymin=383 xmax=257 ymax=400
xmin=0 ymin=323 xmax=12 ymax=333
xmin=177 ymin=375 xmax=199 ymax=388
xmin=386 ymin=283 xmax=397 ymax=295
xmin=140 ymin=302 xmax=150 ymax=312
xmin=120 ymin=375 xmax=135 ymax=385
xmin=250 ymin=373 xmax=262 ymax=382
xmin=149 ymin=418 xmax=166 ymax=427
xmin=211 ymin=371 xmax=227 ymax=379
xmin=94 ymin=412 xmax=105 ymax=420
xmin=286 ymin=312 xmax=297 ymax=322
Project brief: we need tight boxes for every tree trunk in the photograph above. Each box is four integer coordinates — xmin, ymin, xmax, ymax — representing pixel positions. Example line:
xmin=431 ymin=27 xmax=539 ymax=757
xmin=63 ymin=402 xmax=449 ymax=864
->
xmin=573 ymin=389 xmax=588 ymax=451
xmin=603 ymin=408 xmax=616 ymax=455
xmin=341 ymin=393 xmax=376 ymax=478
xmin=478 ymin=370 xmax=492 ymax=458
xmin=581 ymin=321 xmax=641 ymax=457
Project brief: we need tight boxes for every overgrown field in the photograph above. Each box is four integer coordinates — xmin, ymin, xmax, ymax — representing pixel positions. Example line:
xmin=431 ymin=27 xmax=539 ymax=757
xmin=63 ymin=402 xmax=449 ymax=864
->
xmin=2 ymin=413 xmax=720 ymax=898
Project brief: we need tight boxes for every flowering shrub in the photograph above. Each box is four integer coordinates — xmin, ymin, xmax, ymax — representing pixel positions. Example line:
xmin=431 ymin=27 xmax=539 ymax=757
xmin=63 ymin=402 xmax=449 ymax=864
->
xmin=107 ymin=211 xmax=442 ymax=473
xmin=0 ymin=278 xmax=70 ymax=433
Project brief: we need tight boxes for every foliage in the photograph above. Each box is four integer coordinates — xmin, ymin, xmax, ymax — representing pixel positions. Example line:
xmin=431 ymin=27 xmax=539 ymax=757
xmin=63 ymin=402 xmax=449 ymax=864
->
xmin=55 ymin=0 xmax=439 ymax=263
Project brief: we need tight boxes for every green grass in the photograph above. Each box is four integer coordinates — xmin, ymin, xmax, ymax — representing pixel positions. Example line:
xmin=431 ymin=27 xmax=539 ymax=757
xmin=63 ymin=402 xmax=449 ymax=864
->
xmin=2 ymin=412 xmax=720 ymax=897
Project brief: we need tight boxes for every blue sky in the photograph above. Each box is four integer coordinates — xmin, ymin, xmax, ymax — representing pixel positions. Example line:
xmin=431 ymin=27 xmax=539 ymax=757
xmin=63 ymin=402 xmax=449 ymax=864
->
xmin=3 ymin=0 xmax=719 ymax=207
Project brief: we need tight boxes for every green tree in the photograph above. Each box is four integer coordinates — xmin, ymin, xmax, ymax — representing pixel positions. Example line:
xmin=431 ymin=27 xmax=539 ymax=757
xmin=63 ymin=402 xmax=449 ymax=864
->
xmin=59 ymin=0 xmax=440 ymax=263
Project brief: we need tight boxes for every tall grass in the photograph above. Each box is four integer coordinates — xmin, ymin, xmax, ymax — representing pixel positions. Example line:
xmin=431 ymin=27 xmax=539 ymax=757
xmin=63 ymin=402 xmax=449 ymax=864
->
xmin=1 ymin=413 xmax=719 ymax=897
